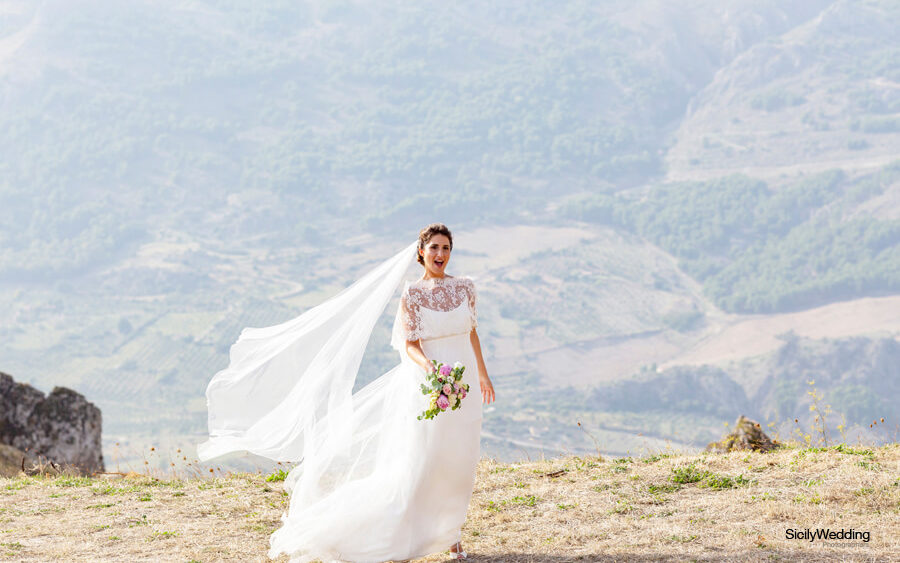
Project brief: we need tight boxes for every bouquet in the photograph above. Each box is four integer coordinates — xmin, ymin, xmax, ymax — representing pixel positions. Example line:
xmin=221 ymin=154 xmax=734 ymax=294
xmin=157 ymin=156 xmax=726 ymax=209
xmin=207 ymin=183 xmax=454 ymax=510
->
xmin=417 ymin=360 xmax=469 ymax=420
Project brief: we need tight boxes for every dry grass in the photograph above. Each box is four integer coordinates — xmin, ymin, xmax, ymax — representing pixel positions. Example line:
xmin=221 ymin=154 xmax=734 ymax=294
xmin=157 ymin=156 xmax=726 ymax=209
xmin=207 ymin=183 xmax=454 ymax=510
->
xmin=1 ymin=442 xmax=898 ymax=562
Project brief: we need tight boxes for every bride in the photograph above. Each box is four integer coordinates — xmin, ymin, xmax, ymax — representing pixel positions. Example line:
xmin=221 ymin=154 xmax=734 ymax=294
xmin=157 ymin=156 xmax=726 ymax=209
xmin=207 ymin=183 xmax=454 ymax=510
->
xmin=197 ymin=223 xmax=496 ymax=562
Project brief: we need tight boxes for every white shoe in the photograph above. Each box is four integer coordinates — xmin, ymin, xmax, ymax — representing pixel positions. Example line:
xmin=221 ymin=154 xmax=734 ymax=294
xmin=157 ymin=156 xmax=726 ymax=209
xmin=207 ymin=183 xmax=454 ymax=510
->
xmin=450 ymin=541 xmax=467 ymax=560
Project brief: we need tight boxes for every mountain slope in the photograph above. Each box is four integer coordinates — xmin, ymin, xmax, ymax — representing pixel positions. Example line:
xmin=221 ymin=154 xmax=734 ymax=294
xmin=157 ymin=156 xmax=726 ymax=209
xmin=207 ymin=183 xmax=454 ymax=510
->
xmin=666 ymin=0 xmax=900 ymax=180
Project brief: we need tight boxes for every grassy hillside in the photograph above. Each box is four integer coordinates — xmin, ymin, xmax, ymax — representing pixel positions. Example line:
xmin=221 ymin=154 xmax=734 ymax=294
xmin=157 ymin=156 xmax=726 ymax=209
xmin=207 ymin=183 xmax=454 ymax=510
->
xmin=1 ymin=441 xmax=898 ymax=561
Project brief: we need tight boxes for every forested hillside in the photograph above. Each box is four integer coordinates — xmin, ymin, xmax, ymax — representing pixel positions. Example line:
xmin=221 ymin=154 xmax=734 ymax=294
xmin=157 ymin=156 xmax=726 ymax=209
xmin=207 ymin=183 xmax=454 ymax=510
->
xmin=1 ymin=0 xmax=897 ymax=467
xmin=563 ymin=164 xmax=900 ymax=313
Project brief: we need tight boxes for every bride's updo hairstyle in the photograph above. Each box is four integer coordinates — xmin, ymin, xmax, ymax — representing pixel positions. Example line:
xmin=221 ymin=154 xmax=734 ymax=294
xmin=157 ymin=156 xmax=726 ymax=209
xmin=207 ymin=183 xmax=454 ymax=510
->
xmin=417 ymin=223 xmax=453 ymax=265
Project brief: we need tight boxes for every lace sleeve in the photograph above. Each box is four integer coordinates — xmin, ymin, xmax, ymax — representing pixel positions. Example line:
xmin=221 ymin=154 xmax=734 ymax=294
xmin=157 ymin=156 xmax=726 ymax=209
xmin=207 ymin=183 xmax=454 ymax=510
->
xmin=401 ymin=288 xmax=423 ymax=342
xmin=466 ymin=278 xmax=478 ymax=331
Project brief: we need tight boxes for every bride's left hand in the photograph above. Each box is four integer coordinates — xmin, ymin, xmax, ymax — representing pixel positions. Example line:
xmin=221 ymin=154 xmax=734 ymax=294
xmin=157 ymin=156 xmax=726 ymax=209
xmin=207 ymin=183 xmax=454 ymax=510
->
xmin=480 ymin=375 xmax=495 ymax=404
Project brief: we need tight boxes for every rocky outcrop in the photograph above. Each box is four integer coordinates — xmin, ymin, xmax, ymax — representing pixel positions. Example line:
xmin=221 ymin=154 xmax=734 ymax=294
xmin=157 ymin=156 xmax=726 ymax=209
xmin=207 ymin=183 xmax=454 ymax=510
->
xmin=706 ymin=415 xmax=778 ymax=453
xmin=0 ymin=372 xmax=104 ymax=475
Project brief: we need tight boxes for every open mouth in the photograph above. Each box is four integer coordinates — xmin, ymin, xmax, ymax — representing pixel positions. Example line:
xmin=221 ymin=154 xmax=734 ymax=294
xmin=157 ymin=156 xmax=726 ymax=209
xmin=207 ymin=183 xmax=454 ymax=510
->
xmin=434 ymin=260 xmax=444 ymax=267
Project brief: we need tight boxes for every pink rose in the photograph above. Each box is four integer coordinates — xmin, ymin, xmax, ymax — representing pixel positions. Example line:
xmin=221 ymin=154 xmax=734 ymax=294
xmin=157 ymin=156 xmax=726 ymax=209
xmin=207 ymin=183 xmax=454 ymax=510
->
xmin=436 ymin=395 xmax=450 ymax=410
xmin=460 ymin=388 xmax=467 ymax=399
xmin=453 ymin=382 xmax=460 ymax=393
xmin=439 ymin=364 xmax=452 ymax=376
xmin=442 ymin=383 xmax=452 ymax=395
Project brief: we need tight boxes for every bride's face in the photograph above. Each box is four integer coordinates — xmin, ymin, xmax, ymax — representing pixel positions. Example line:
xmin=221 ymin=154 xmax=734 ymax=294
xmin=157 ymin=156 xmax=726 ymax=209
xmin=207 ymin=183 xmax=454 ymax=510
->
xmin=420 ymin=234 xmax=451 ymax=277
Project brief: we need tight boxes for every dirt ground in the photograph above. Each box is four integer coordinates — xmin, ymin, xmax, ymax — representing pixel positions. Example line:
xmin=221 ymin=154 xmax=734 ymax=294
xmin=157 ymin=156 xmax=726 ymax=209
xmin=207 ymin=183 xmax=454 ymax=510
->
xmin=1 ymin=442 xmax=898 ymax=562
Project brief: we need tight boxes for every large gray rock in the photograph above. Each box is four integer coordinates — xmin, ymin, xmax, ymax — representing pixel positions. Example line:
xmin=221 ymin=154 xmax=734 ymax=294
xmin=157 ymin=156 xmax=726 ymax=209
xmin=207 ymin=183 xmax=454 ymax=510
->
xmin=0 ymin=372 xmax=104 ymax=475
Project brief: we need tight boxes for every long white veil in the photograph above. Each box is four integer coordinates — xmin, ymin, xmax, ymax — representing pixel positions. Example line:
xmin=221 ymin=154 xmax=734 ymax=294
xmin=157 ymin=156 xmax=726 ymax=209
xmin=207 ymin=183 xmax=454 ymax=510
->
xmin=196 ymin=240 xmax=418 ymax=464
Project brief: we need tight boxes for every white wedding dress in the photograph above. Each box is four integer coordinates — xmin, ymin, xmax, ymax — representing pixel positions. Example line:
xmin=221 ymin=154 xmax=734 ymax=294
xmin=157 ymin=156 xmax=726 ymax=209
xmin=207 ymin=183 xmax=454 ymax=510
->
xmin=267 ymin=274 xmax=483 ymax=562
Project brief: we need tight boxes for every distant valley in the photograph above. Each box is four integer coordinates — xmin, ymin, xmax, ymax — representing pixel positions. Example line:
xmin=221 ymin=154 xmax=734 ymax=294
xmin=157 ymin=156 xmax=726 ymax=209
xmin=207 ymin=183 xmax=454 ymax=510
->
xmin=0 ymin=0 xmax=897 ymax=469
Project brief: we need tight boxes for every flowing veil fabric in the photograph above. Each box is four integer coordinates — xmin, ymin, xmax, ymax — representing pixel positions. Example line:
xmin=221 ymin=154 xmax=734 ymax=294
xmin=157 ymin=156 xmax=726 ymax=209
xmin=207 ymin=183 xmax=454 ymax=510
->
xmin=196 ymin=240 xmax=418 ymax=464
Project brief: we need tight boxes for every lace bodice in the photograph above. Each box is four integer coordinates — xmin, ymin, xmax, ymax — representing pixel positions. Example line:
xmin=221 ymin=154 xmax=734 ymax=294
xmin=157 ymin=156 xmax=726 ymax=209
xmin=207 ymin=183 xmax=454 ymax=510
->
xmin=400 ymin=275 xmax=478 ymax=342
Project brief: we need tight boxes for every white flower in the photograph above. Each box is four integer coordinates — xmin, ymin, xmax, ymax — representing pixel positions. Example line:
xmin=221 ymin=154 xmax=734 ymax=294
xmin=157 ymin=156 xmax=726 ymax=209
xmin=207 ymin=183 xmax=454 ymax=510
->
xmin=448 ymin=393 xmax=458 ymax=405
xmin=453 ymin=361 xmax=463 ymax=370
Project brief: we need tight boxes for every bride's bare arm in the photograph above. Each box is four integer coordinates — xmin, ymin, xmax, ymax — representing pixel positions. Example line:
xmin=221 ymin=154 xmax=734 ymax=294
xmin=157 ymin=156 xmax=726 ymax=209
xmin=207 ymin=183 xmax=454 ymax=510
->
xmin=470 ymin=329 xmax=495 ymax=404
xmin=405 ymin=339 xmax=432 ymax=373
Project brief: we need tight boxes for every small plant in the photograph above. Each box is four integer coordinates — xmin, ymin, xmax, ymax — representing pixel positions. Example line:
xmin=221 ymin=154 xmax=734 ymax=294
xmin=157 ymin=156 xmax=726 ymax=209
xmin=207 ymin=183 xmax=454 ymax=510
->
xmin=792 ymin=493 xmax=822 ymax=505
xmin=484 ymin=500 xmax=501 ymax=512
xmin=576 ymin=421 xmax=604 ymax=460
xmin=856 ymin=460 xmax=881 ymax=471
xmin=2 ymin=541 xmax=23 ymax=551
xmin=670 ymin=464 xmax=710 ymax=484
xmin=647 ymin=483 xmax=680 ymax=494
xmin=147 ymin=530 xmax=179 ymax=541
xmin=806 ymin=379 xmax=832 ymax=447
xmin=266 ymin=469 xmax=289 ymax=482
xmin=792 ymin=417 xmax=812 ymax=447
xmin=836 ymin=413 xmax=848 ymax=443
xmin=507 ymin=495 xmax=538 ymax=507
xmin=556 ymin=503 xmax=576 ymax=510
xmin=51 ymin=476 xmax=92 ymax=488
xmin=91 ymin=484 xmax=141 ymax=496
xmin=572 ymin=456 xmax=600 ymax=470
xmin=612 ymin=499 xmax=632 ymax=514
xmin=701 ymin=473 xmax=753 ymax=490
xmin=670 ymin=464 xmax=753 ymax=489
xmin=833 ymin=444 xmax=874 ymax=456
xmin=611 ymin=458 xmax=631 ymax=473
